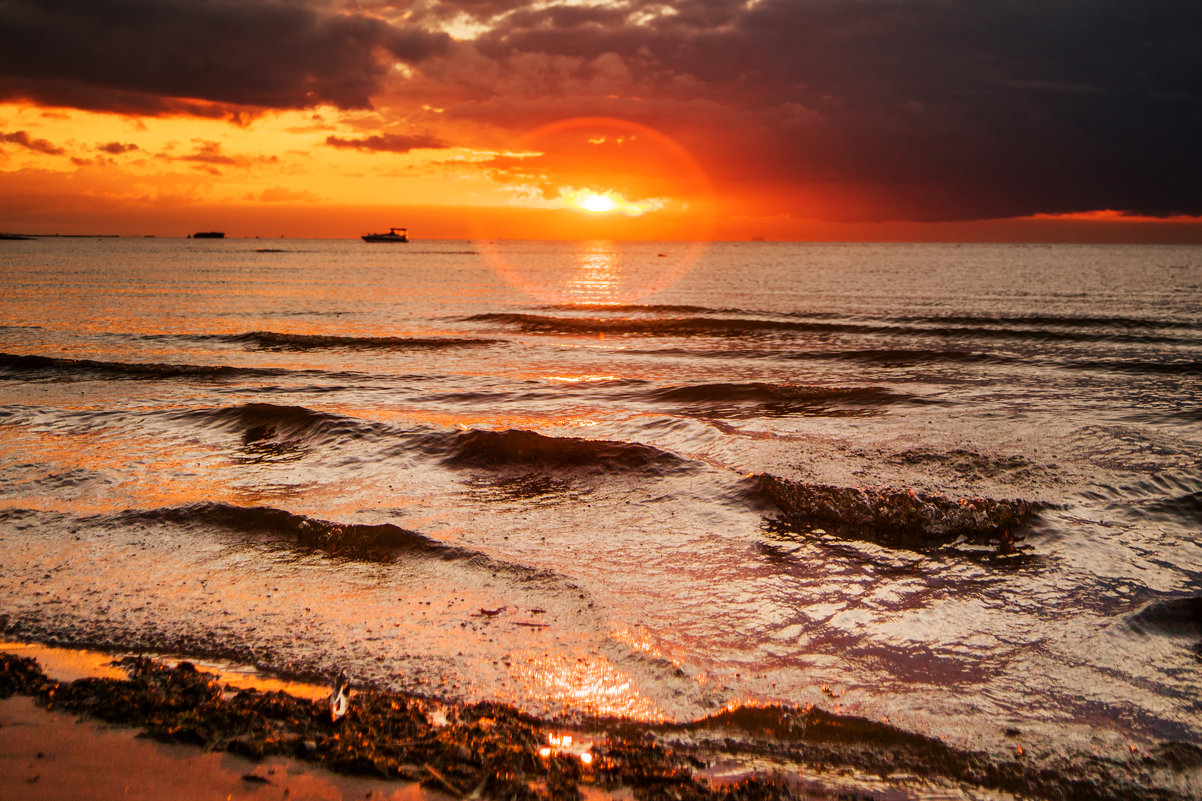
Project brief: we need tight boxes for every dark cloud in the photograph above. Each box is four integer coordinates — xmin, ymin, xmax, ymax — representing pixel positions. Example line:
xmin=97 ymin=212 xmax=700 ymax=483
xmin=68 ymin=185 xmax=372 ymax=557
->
xmin=432 ymin=0 xmax=1202 ymax=220
xmin=97 ymin=142 xmax=140 ymax=154
xmin=180 ymin=141 xmax=236 ymax=165
xmin=0 ymin=0 xmax=450 ymax=113
xmin=168 ymin=140 xmax=279 ymax=171
xmin=0 ymin=130 xmax=65 ymax=155
xmin=325 ymin=133 xmax=449 ymax=152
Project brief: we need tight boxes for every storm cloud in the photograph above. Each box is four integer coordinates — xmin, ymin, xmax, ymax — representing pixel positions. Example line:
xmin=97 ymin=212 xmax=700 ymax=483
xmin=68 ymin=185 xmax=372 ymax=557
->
xmin=1 ymin=0 xmax=1199 ymax=222
xmin=427 ymin=0 xmax=1202 ymax=220
xmin=0 ymin=0 xmax=450 ymax=113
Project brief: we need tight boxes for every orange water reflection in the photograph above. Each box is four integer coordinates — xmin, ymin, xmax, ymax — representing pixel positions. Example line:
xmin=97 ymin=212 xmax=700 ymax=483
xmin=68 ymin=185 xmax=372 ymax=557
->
xmin=508 ymin=648 xmax=668 ymax=722
xmin=481 ymin=239 xmax=709 ymax=305
xmin=564 ymin=242 xmax=622 ymax=305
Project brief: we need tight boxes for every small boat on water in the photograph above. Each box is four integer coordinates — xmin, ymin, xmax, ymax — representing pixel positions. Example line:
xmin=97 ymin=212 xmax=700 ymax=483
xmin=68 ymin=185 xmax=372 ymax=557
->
xmin=191 ymin=231 xmax=225 ymax=239
xmin=362 ymin=227 xmax=409 ymax=243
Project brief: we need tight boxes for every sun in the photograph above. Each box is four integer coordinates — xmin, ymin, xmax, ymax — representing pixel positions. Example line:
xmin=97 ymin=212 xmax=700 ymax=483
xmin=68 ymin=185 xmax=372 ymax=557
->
xmin=578 ymin=193 xmax=617 ymax=213
xmin=566 ymin=189 xmax=661 ymax=217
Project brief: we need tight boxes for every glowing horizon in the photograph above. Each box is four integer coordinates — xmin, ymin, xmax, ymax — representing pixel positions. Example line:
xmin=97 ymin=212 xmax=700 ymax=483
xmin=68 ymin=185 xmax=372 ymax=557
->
xmin=1 ymin=1 xmax=1200 ymax=243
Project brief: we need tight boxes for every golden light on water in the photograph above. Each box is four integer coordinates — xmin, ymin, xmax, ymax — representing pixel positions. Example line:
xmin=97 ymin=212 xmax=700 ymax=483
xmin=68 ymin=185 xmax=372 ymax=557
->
xmin=564 ymin=241 xmax=621 ymax=304
xmin=509 ymin=648 xmax=667 ymax=721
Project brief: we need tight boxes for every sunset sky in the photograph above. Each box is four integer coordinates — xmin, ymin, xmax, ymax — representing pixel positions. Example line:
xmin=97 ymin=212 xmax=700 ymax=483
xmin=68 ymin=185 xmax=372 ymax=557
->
xmin=1 ymin=0 xmax=1200 ymax=241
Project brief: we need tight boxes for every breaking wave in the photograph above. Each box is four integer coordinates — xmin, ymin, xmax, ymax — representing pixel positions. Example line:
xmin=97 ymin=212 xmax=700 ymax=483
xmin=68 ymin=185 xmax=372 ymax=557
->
xmin=0 ymin=352 xmax=295 ymax=381
xmin=1063 ymin=358 xmax=1202 ymax=376
xmin=752 ymin=474 xmax=1042 ymax=551
xmin=641 ymin=382 xmax=931 ymax=416
xmin=1079 ymin=474 xmax=1202 ymax=525
xmin=796 ymin=348 xmax=1007 ymax=366
xmin=175 ymin=402 xmax=390 ymax=448
xmin=1127 ymin=596 xmax=1202 ymax=638
xmin=420 ymin=428 xmax=697 ymax=476
xmin=466 ymin=312 xmax=879 ymax=337
xmin=112 ymin=502 xmax=472 ymax=561
xmin=468 ymin=311 xmax=1200 ymax=345
xmin=220 ymin=331 xmax=500 ymax=351
xmin=900 ymin=312 xmax=1199 ymax=332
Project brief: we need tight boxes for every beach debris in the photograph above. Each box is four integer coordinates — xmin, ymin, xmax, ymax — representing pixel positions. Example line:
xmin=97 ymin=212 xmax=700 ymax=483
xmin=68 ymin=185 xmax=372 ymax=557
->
xmin=0 ymin=652 xmax=1189 ymax=801
xmin=328 ymin=670 xmax=350 ymax=723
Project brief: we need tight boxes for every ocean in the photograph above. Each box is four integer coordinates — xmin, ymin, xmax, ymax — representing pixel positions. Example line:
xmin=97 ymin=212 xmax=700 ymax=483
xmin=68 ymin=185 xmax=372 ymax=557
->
xmin=1 ymin=238 xmax=1200 ymax=791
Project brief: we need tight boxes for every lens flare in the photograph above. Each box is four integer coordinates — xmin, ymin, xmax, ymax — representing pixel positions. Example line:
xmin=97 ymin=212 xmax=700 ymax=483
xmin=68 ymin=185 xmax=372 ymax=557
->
xmin=477 ymin=116 xmax=713 ymax=304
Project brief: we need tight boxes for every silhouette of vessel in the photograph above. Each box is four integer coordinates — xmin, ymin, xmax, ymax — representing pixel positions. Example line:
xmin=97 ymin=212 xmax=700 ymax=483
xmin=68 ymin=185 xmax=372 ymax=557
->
xmin=191 ymin=231 xmax=225 ymax=239
xmin=361 ymin=227 xmax=409 ymax=243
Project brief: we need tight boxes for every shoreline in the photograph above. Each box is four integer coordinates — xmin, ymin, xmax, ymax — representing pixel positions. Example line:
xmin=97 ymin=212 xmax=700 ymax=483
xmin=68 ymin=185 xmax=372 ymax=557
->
xmin=0 ymin=694 xmax=438 ymax=801
xmin=3 ymin=641 xmax=1199 ymax=800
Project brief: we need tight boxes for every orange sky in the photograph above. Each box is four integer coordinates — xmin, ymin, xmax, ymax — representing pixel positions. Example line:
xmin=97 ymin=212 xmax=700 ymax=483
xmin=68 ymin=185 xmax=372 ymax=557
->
xmin=2 ymin=0 xmax=1201 ymax=242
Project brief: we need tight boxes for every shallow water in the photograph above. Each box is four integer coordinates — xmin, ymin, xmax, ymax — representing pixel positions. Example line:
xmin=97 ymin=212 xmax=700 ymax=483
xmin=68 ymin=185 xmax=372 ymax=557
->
xmin=1 ymin=238 xmax=1200 ymax=776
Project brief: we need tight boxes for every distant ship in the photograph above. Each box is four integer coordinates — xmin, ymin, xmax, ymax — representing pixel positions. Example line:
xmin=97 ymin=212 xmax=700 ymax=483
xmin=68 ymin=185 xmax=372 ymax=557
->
xmin=361 ymin=227 xmax=409 ymax=243
xmin=191 ymin=231 xmax=225 ymax=239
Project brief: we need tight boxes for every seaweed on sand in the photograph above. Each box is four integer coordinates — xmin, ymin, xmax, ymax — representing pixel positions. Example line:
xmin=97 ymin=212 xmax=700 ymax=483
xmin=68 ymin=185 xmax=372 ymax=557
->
xmin=1 ymin=653 xmax=1195 ymax=801
xmin=1 ymin=654 xmax=787 ymax=800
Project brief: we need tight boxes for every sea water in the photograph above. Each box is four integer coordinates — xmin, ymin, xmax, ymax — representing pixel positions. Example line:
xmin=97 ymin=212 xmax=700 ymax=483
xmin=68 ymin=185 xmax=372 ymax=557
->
xmin=1 ymin=238 xmax=1199 ymax=779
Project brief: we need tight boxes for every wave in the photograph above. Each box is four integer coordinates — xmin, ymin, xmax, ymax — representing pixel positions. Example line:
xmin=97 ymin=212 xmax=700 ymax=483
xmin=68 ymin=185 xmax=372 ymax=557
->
xmin=900 ymin=312 xmax=1200 ymax=332
xmin=539 ymin=303 xmax=730 ymax=314
xmin=466 ymin=312 xmax=879 ymax=337
xmin=420 ymin=428 xmax=697 ymax=476
xmin=1127 ymin=596 xmax=1202 ymax=638
xmin=219 ymin=331 xmax=500 ymax=351
xmin=1142 ymin=491 xmax=1202 ymax=523
xmin=620 ymin=346 xmax=1009 ymax=367
xmin=797 ymin=348 xmax=1008 ymax=366
xmin=752 ymin=474 xmax=1042 ymax=551
xmin=641 ymin=382 xmax=932 ymax=417
xmin=666 ymin=703 xmax=1180 ymax=801
xmin=1063 ymin=359 xmax=1202 ymax=377
xmin=1079 ymin=474 xmax=1202 ymax=524
xmin=468 ymin=312 xmax=1197 ymax=346
xmin=0 ymin=352 xmax=295 ymax=381
xmin=175 ymin=403 xmax=390 ymax=452
xmin=113 ymin=502 xmax=470 ymax=561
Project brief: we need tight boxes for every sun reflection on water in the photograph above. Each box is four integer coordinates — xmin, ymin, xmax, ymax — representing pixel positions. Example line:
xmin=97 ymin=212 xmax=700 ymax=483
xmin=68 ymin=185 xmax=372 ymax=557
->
xmin=564 ymin=242 xmax=623 ymax=305
xmin=508 ymin=648 xmax=668 ymax=722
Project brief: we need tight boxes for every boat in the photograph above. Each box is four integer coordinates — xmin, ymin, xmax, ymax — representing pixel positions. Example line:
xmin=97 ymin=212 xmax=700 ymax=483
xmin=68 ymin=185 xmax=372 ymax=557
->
xmin=361 ymin=227 xmax=409 ymax=243
xmin=191 ymin=231 xmax=225 ymax=239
